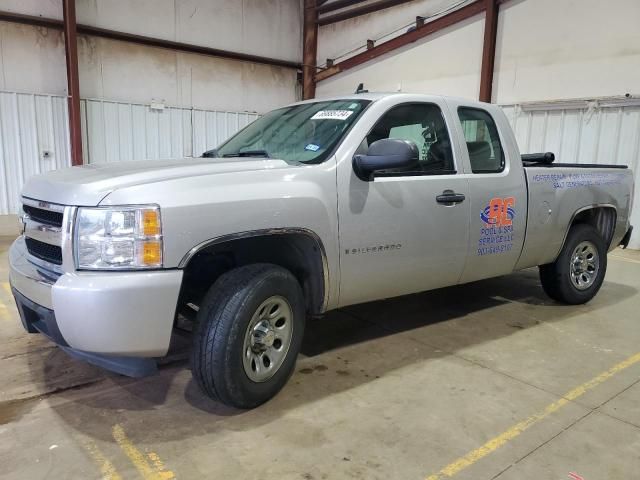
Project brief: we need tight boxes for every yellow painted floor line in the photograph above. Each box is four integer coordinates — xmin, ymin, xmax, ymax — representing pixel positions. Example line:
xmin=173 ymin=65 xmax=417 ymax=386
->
xmin=425 ymin=351 xmax=640 ymax=480
xmin=2 ymin=282 xmax=11 ymax=296
xmin=112 ymin=424 xmax=175 ymax=480
xmin=0 ymin=300 xmax=11 ymax=321
xmin=147 ymin=452 xmax=171 ymax=474
xmin=82 ymin=440 xmax=123 ymax=480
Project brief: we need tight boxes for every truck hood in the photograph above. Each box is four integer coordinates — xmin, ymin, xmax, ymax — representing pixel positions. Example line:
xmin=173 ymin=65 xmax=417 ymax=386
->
xmin=21 ymin=157 xmax=292 ymax=206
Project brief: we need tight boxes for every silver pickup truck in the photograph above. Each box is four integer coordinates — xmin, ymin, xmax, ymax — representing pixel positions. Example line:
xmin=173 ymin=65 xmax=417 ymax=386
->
xmin=9 ymin=93 xmax=634 ymax=408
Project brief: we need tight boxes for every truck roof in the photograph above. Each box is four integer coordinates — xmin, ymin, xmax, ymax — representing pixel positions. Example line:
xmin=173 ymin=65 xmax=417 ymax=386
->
xmin=292 ymin=92 xmax=489 ymax=107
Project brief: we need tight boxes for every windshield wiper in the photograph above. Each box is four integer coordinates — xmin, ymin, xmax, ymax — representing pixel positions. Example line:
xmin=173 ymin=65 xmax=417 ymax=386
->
xmin=222 ymin=149 xmax=270 ymax=158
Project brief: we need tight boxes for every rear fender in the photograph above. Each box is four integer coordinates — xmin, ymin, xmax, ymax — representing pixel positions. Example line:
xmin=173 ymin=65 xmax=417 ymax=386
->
xmin=557 ymin=205 xmax=617 ymax=258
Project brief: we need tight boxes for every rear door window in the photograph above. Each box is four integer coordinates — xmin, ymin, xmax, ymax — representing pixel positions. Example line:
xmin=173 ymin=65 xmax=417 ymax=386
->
xmin=457 ymin=108 xmax=505 ymax=173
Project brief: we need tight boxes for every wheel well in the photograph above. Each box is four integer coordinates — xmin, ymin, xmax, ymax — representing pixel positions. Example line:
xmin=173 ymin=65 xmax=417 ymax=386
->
xmin=179 ymin=232 xmax=327 ymax=316
xmin=569 ymin=206 xmax=617 ymax=249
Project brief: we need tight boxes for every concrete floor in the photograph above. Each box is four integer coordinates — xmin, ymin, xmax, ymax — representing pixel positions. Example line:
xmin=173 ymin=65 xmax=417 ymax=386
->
xmin=1 ymin=236 xmax=640 ymax=480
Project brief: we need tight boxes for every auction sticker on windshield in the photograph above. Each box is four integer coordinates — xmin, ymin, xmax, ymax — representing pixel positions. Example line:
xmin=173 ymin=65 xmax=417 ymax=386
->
xmin=311 ymin=110 xmax=354 ymax=121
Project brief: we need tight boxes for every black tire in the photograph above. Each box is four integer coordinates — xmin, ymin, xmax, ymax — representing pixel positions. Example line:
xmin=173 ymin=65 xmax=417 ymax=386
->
xmin=191 ymin=263 xmax=305 ymax=408
xmin=539 ymin=224 xmax=607 ymax=305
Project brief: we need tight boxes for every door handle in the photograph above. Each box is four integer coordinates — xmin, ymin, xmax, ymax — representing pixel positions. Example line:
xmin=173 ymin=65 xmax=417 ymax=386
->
xmin=436 ymin=190 xmax=466 ymax=204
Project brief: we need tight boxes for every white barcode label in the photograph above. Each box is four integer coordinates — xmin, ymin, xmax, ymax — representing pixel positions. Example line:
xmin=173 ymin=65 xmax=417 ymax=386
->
xmin=311 ymin=110 xmax=354 ymax=121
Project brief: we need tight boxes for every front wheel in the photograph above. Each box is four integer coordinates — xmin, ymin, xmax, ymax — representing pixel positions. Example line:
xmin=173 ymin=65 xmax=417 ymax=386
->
xmin=539 ymin=224 xmax=607 ymax=304
xmin=191 ymin=264 xmax=305 ymax=408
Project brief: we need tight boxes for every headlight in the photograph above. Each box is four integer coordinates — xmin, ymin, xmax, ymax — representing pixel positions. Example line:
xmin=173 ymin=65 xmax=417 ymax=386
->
xmin=75 ymin=206 xmax=163 ymax=269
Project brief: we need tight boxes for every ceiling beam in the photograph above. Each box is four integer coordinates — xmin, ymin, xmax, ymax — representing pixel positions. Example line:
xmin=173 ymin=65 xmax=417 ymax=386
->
xmin=316 ymin=0 xmax=486 ymax=81
xmin=318 ymin=0 xmax=418 ymax=26
xmin=317 ymin=0 xmax=370 ymax=14
xmin=0 ymin=11 xmax=301 ymax=70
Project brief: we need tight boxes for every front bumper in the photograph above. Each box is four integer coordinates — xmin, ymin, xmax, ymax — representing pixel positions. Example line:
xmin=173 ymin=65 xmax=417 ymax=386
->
xmin=9 ymin=236 xmax=183 ymax=360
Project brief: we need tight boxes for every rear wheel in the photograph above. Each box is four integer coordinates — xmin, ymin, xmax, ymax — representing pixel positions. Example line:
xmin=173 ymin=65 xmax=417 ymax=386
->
xmin=191 ymin=264 xmax=305 ymax=408
xmin=539 ymin=224 xmax=607 ymax=304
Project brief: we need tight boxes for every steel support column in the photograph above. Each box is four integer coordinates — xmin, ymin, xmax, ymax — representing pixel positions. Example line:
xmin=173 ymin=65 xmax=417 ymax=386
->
xmin=479 ymin=0 xmax=499 ymax=102
xmin=62 ymin=0 xmax=83 ymax=166
xmin=302 ymin=0 xmax=318 ymax=100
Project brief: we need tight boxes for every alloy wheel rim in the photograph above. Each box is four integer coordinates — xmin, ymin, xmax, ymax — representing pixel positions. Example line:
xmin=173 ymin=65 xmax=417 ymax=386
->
xmin=570 ymin=241 xmax=599 ymax=291
xmin=242 ymin=295 xmax=294 ymax=382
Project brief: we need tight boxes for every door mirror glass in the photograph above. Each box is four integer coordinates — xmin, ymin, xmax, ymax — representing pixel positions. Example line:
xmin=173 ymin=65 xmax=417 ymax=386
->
xmin=353 ymin=138 xmax=419 ymax=181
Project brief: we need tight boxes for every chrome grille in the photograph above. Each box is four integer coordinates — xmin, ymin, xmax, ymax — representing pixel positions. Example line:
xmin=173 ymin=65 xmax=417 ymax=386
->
xmin=21 ymin=198 xmax=69 ymax=274
xmin=23 ymin=205 xmax=63 ymax=227
xmin=25 ymin=237 xmax=63 ymax=265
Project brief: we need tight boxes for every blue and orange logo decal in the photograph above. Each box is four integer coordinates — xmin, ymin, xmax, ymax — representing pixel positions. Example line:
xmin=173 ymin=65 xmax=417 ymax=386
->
xmin=480 ymin=197 xmax=515 ymax=226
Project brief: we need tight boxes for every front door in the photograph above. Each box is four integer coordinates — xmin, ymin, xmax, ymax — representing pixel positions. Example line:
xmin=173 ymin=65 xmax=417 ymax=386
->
xmin=337 ymin=101 xmax=470 ymax=307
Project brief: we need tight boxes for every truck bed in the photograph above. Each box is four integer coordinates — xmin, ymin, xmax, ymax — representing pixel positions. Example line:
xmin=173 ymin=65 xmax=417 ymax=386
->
xmin=521 ymin=152 xmax=629 ymax=170
xmin=517 ymin=164 xmax=634 ymax=270
xmin=524 ymin=163 xmax=628 ymax=169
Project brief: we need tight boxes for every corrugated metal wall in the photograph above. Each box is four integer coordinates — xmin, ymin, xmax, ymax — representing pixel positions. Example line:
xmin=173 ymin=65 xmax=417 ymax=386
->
xmin=0 ymin=91 xmax=71 ymax=215
xmin=191 ymin=109 xmax=260 ymax=159
xmin=0 ymin=91 xmax=259 ymax=214
xmin=82 ymin=99 xmax=259 ymax=164
xmin=502 ymin=99 xmax=640 ymax=248
xmin=82 ymin=100 xmax=193 ymax=163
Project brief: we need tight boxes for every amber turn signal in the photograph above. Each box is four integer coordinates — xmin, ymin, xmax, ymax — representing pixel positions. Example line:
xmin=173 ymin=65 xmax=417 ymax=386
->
xmin=142 ymin=209 xmax=161 ymax=236
xmin=140 ymin=240 xmax=162 ymax=266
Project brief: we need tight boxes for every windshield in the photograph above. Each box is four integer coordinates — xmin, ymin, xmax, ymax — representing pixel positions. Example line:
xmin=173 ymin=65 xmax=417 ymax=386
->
xmin=216 ymin=99 xmax=371 ymax=164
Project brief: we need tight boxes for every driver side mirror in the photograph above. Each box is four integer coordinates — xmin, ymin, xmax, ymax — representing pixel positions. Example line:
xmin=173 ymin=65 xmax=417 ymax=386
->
xmin=353 ymin=138 xmax=419 ymax=181
xmin=201 ymin=148 xmax=218 ymax=158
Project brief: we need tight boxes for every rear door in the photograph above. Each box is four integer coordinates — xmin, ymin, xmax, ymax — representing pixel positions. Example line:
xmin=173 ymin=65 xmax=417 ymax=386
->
xmin=445 ymin=100 xmax=527 ymax=283
xmin=336 ymin=99 xmax=470 ymax=307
